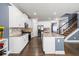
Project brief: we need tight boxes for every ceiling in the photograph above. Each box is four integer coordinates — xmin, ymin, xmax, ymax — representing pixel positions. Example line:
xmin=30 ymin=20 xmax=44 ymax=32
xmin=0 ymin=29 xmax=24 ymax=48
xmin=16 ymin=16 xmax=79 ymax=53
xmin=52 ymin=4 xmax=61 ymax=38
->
xmin=14 ymin=3 xmax=79 ymax=21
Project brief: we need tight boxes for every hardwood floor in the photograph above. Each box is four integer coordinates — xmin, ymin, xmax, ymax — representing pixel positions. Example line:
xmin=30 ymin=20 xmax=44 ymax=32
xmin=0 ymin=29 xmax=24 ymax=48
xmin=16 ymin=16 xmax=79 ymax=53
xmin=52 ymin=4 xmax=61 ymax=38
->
xmin=65 ymin=42 xmax=79 ymax=56
xmin=20 ymin=37 xmax=65 ymax=56
xmin=9 ymin=36 xmax=79 ymax=56
xmin=20 ymin=37 xmax=45 ymax=56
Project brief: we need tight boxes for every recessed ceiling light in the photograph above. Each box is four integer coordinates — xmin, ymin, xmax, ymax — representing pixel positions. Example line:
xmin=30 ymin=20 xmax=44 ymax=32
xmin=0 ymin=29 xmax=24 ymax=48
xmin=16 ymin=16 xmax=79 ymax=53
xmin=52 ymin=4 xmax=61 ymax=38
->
xmin=33 ymin=12 xmax=37 ymax=15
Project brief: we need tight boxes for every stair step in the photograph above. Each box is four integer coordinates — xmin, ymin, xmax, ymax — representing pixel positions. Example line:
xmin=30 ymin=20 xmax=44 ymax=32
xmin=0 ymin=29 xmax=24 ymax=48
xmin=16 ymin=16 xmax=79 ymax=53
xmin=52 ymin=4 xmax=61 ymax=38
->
xmin=63 ymin=23 xmax=77 ymax=36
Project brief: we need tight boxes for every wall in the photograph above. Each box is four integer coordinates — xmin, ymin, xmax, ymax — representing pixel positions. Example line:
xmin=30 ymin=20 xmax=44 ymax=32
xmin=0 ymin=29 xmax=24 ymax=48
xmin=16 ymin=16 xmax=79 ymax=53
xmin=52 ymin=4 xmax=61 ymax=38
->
xmin=77 ymin=13 xmax=79 ymax=28
xmin=38 ymin=21 xmax=51 ymax=28
xmin=38 ymin=20 xmax=60 ymax=33
xmin=0 ymin=3 xmax=9 ymax=38
xmin=38 ymin=21 xmax=52 ymax=32
xmin=31 ymin=18 xmax=38 ymax=37
xmin=23 ymin=14 xmax=32 ymax=28
xmin=68 ymin=14 xmax=77 ymax=26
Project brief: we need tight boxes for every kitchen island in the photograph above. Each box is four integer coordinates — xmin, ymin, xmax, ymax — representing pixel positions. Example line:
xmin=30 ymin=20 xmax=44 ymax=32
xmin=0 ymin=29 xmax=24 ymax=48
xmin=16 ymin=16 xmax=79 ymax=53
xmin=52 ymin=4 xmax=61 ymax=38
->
xmin=43 ymin=32 xmax=65 ymax=54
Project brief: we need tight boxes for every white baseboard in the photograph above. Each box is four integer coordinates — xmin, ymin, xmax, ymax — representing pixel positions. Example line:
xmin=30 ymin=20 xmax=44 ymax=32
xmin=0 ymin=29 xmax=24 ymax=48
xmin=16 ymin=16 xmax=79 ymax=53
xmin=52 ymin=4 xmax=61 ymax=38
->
xmin=44 ymin=51 xmax=65 ymax=54
xmin=55 ymin=51 xmax=65 ymax=54
xmin=9 ymin=51 xmax=20 ymax=54
xmin=44 ymin=51 xmax=55 ymax=54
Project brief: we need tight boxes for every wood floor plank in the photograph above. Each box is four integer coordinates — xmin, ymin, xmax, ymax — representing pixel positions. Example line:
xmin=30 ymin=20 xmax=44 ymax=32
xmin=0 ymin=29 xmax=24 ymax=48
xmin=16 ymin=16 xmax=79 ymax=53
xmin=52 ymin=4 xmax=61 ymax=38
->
xmin=20 ymin=37 xmax=44 ymax=56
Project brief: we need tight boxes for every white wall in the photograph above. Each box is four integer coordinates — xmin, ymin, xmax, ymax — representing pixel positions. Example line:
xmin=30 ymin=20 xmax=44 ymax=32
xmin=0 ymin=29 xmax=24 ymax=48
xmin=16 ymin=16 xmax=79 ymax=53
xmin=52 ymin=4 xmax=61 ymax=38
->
xmin=38 ymin=21 xmax=52 ymax=32
xmin=38 ymin=20 xmax=59 ymax=32
xmin=31 ymin=18 xmax=38 ymax=37
xmin=38 ymin=21 xmax=51 ymax=28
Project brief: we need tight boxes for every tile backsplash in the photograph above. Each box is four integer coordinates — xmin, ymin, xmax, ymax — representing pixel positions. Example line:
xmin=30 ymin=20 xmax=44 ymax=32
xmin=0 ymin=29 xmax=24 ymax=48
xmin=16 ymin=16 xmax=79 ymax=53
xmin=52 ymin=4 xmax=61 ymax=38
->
xmin=9 ymin=28 xmax=22 ymax=36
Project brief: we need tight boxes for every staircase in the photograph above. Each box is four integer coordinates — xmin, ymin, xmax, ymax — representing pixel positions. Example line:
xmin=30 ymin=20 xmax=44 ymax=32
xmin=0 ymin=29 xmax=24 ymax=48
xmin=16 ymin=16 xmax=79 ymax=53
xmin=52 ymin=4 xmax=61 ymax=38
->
xmin=57 ymin=14 xmax=77 ymax=36
xmin=63 ymin=20 xmax=77 ymax=36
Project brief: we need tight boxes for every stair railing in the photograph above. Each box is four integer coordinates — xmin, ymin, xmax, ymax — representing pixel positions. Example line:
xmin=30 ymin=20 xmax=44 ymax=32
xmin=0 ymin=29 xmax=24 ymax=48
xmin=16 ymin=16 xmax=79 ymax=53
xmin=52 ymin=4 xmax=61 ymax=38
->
xmin=57 ymin=14 xmax=77 ymax=34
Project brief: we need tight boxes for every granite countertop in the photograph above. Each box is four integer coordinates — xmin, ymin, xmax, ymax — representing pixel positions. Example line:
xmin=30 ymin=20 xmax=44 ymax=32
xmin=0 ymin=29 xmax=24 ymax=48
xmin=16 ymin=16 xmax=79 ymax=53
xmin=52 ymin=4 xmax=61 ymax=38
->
xmin=9 ymin=32 xmax=28 ymax=37
xmin=9 ymin=33 xmax=25 ymax=37
xmin=22 ymin=28 xmax=32 ymax=32
xmin=9 ymin=28 xmax=32 ymax=37
xmin=43 ymin=32 xmax=64 ymax=38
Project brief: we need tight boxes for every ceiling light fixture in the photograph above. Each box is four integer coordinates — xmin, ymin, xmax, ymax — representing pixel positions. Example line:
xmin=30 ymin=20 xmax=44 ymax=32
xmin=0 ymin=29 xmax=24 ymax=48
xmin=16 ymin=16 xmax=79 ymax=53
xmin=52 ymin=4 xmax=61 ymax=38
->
xmin=33 ymin=12 xmax=37 ymax=15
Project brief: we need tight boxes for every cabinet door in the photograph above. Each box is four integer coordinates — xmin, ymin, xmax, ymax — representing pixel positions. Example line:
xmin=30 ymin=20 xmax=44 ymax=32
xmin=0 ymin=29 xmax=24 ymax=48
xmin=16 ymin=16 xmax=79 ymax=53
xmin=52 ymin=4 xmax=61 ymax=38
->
xmin=9 ymin=37 xmax=14 ymax=53
xmin=19 ymin=13 xmax=25 ymax=27
xmin=23 ymin=34 xmax=28 ymax=45
xmin=55 ymin=38 xmax=64 ymax=51
xmin=20 ymin=36 xmax=25 ymax=49
xmin=24 ymin=34 xmax=28 ymax=44
xmin=9 ymin=6 xmax=14 ymax=27
xmin=43 ymin=37 xmax=55 ymax=52
xmin=21 ymin=34 xmax=28 ymax=49
xmin=9 ymin=37 xmax=24 ymax=53
xmin=9 ymin=6 xmax=25 ymax=27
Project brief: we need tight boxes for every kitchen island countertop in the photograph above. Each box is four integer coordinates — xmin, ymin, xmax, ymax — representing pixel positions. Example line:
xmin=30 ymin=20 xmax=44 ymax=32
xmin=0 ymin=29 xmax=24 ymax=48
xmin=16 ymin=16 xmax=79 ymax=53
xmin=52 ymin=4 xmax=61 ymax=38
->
xmin=43 ymin=32 xmax=64 ymax=38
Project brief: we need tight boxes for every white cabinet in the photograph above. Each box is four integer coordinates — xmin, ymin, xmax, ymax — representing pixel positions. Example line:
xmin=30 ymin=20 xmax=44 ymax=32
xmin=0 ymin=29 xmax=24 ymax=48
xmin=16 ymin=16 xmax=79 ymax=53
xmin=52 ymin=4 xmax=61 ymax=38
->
xmin=43 ymin=37 xmax=55 ymax=54
xmin=43 ymin=36 xmax=64 ymax=54
xmin=9 ymin=5 xmax=29 ymax=27
xmin=9 ymin=37 xmax=23 ymax=53
xmin=9 ymin=34 xmax=28 ymax=53
xmin=21 ymin=34 xmax=28 ymax=47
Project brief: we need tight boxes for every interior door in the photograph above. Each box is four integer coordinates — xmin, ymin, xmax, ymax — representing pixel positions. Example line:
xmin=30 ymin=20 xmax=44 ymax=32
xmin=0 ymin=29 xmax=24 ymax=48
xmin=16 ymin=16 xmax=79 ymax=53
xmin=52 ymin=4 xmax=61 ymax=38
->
xmin=52 ymin=23 xmax=58 ymax=33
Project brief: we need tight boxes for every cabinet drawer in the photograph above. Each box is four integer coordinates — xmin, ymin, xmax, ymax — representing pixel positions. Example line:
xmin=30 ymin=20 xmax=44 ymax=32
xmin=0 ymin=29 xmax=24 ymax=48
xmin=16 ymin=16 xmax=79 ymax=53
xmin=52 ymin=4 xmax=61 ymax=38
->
xmin=55 ymin=38 xmax=64 ymax=51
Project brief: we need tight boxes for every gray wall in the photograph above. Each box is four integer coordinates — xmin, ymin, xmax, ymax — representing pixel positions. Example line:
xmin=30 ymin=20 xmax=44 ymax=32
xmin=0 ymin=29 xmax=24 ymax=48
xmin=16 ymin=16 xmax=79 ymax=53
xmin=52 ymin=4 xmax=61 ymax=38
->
xmin=68 ymin=14 xmax=77 ymax=26
xmin=0 ymin=3 xmax=9 ymax=38
xmin=77 ymin=14 xmax=79 ymax=28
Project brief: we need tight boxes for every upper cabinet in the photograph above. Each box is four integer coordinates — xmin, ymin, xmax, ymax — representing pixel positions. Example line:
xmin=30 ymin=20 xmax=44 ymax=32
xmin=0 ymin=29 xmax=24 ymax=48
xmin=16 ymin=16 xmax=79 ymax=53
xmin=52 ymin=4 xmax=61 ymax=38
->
xmin=9 ymin=5 xmax=29 ymax=27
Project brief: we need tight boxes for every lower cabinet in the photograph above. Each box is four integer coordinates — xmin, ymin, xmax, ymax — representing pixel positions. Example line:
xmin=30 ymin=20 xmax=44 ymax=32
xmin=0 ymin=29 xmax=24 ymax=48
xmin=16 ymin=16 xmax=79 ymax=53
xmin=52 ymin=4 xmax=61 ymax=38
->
xmin=43 ymin=37 xmax=64 ymax=54
xmin=9 ymin=34 xmax=28 ymax=53
xmin=43 ymin=37 xmax=55 ymax=54
xmin=55 ymin=38 xmax=64 ymax=54
xmin=55 ymin=38 xmax=64 ymax=51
